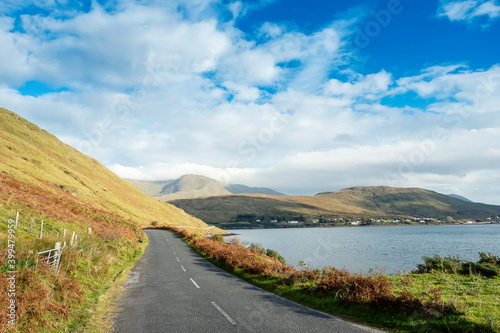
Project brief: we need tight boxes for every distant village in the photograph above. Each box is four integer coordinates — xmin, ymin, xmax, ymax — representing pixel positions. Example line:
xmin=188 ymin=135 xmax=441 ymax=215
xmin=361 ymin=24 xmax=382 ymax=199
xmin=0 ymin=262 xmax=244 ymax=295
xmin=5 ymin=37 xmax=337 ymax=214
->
xmin=231 ymin=214 xmax=500 ymax=227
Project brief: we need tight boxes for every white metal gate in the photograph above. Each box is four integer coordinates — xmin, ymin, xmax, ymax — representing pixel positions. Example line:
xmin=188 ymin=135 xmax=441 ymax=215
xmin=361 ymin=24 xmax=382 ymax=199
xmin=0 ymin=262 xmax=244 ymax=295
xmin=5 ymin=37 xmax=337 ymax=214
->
xmin=35 ymin=247 xmax=62 ymax=273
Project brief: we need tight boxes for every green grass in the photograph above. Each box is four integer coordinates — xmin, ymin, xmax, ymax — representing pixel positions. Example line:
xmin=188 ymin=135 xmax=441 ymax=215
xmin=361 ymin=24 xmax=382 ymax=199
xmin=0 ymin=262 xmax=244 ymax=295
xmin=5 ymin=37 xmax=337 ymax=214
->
xmin=389 ymin=273 xmax=499 ymax=332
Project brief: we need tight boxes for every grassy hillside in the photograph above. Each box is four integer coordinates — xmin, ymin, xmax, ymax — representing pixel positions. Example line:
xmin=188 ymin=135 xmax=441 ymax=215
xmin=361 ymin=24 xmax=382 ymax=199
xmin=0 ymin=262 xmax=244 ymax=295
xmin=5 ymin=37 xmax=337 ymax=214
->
xmin=127 ymin=174 xmax=284 ymax=201
xmin=0 ymin=108 xmax=207 ymax=228
xmin=169 ymin=186 xmax=500 ymax=224
xmin=0 ymin=108 xmax=217 ymax=332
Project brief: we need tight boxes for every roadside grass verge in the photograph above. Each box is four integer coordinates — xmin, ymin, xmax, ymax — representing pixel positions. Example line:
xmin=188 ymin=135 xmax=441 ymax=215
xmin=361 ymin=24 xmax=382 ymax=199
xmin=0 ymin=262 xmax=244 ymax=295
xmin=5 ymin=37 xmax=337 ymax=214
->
xmin=0 ymin=210 xmax=146 ymax=333
xmin=157 ymin=226 xmax=499 ymax=333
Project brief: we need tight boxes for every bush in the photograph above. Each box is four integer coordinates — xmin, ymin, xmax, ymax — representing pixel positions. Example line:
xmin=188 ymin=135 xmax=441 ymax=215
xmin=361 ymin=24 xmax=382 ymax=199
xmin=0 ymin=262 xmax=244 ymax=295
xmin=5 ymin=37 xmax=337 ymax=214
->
xmin=310 ymin=268 xmax=400 ymax=308
xmin=266 ymin=249 xmax=286 ymax=265
xmin=212 ymin=234 xmax=225 ymax=242
xmin=474 ymin=262 xmax=500 ymax=277
xmin=415 ymin=255 xmax=463 ymax=274
xmin=415 ymin=253 xmax=500 ymax=277
xmin=249 ymin=242 xmax=265 ymax=254
xmin=478 ymin=252 xmax=500 ymax=265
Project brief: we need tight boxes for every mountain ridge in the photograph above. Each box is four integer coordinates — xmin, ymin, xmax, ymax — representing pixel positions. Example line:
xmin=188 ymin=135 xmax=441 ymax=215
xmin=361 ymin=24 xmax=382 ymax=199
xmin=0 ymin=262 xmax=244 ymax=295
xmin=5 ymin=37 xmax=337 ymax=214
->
xmin=447 ymin=194 xmax=473 ymax=202
xmin=127 ymin=174 xmax=285 ymax=201
xmin=168 ymin=186 xmax=500 ymax=224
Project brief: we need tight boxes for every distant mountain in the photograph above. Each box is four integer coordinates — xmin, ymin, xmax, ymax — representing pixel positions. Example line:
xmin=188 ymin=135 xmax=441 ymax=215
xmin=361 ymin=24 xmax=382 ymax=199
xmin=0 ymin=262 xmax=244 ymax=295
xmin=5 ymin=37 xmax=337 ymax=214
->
xmin=127 ymin=174 xmax=284 ymax=201
xmin=168 ymin=186 xmax=500 ymax=224
xmin=447 ymin=194 xmax=473 ymax=202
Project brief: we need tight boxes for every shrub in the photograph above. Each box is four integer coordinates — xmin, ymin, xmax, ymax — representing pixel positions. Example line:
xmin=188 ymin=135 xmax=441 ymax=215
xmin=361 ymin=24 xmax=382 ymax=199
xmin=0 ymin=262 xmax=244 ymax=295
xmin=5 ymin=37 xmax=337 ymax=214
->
xmin=415 ymin=255 xmax=463 ymax=274
xmin=265 ymin=249 xmax=286 ymax=265
xmin=229 ymin=237 xmax=243 ymax=247
xmin=469 ymin=262 xmax=500 ymax=277
xmin=415 ymin=253 xmax=500 ymax=277
xmin=314 ymin=268 xmax=396 ymax=307
xmin=249 ymin=242 xmax=266 ymax=254
xmin=478 ymin=252 xmax=500 ymax=265
xmin=212 ymin=234 xmax=225 ymax=242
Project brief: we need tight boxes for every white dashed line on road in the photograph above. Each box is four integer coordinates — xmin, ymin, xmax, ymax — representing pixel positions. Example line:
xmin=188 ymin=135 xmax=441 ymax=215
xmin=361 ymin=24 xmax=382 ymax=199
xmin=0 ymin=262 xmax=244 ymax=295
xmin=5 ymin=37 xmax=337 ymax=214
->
xmin=211 ymin=302 xmax=237 ymax=325
xmin=190 ymin=278 xmax=200 ymax=289
xmin=176 ymin=257 xmax=179 ymax=262
xmin=181 ymin=265 xmax=186 ymax=272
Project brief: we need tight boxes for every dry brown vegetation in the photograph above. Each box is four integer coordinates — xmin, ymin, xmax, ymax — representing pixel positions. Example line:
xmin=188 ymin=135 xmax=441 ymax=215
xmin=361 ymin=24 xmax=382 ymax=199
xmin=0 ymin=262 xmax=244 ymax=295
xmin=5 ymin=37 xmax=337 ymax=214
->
xmin=0 ymin=256 xmax=82 ymax=332
xmin=0 ymin=173 xmax=139 ymax=241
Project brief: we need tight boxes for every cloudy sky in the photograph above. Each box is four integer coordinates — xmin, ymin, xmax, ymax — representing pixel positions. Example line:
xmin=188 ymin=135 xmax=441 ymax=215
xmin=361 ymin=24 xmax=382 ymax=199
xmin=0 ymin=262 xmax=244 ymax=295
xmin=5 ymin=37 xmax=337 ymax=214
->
xmin=1 ymin=0 xmax=500 ymax=204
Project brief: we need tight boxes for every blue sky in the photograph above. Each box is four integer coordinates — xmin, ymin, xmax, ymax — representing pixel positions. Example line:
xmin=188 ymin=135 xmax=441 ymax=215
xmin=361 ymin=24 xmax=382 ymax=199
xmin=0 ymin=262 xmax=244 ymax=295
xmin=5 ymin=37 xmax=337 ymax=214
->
xmin=1 ymin=0 xmax=500 ymax=204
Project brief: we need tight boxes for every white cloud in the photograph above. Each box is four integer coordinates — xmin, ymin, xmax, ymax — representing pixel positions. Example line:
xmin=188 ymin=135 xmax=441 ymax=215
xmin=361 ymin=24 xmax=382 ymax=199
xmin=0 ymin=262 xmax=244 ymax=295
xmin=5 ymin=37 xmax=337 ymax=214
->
xmin=0 ymin=17 xmax=35 ymax=85
xmin=259 ymin=22 xmax=284 ymax=38
xmin=397 ymin=64 xmax=500 ymax=100
xmin=324 ymin=70 xmax=392 ymax=100
xmin=108 ymin=162 xmax=259 ymax=184
xmin=2 ymin=1 xmax=500 ymax=205
xmin=223 ymin=81 xmax=261 ymax=101
xmin=438 ymin=0 xmax=500 ymax=23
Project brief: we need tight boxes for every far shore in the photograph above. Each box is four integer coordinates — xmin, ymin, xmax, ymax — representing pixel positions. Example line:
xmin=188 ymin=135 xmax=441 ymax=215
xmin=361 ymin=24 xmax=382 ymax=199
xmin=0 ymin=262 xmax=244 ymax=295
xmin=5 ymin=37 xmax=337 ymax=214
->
xmin=216 ymin=221 xmax=499 ymax=232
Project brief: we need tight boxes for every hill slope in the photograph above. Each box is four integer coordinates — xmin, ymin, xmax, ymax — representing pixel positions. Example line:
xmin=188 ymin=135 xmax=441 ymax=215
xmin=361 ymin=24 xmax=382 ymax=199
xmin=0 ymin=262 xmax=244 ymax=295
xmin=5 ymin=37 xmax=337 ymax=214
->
xmin=0 ymin=107 xmax=217 ymax=332
xmin=127 ymin=174 xmax=284 ymax=201
xmin=0 ymin=108 xmax=208 ymax=230
xmin=169 ymin=186 xmax=500 ymax=224
xmin=447 ymin=194 xmax=473 ymax=202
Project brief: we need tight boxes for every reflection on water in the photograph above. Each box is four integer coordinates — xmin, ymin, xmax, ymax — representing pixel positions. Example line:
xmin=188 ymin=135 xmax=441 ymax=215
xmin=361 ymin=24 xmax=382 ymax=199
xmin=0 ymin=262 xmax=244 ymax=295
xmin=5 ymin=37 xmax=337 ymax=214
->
xmin=226 ymin=225 xmax=500 ymax=274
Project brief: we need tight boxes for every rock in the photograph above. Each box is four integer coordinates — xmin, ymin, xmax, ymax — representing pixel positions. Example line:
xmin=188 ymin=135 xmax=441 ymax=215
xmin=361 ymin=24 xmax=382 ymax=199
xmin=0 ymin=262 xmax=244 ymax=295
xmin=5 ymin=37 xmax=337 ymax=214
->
xmin=425 ymin=308 xmax=443 ymax=318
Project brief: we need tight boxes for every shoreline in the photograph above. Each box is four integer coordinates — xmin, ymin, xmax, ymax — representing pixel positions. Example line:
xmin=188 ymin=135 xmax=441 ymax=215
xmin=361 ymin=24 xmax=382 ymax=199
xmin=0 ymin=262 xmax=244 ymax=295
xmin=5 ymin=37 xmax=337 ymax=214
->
xmin=216 ymin=221 xmax=499 ymax=231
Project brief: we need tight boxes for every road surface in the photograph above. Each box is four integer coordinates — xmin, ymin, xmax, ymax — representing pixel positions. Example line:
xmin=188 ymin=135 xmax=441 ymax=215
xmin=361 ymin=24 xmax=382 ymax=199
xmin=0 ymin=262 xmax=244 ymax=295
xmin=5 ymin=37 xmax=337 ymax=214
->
xmin=114 ymin=229 xmax=384 ymax=333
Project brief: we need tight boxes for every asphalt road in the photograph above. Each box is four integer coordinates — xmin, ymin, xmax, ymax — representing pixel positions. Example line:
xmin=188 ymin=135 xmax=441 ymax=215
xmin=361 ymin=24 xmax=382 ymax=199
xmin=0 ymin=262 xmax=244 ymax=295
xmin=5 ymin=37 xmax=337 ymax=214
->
xmin=114 ymin=229 xmax=385 ymax=333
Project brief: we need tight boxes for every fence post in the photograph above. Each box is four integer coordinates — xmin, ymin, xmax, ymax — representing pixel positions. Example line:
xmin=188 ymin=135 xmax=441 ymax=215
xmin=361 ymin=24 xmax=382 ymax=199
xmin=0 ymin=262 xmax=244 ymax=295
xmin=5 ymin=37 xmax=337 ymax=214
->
xmin=15 ymin=212 xmax=19 ymax=229
xmin=30 ymin=218 xmax=34 ymax=236
xmin=55 ymin=242 xmax=62 ymax=273
xmin=87 ymin=227 xmax=92 ymax=235
xmin=63 ymin=229 xmax=66 ymax=237
xmin=70 ymin=232 xmax=76 ymax=246
xmin=40 ymin=220 xmax=44 ymax=239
